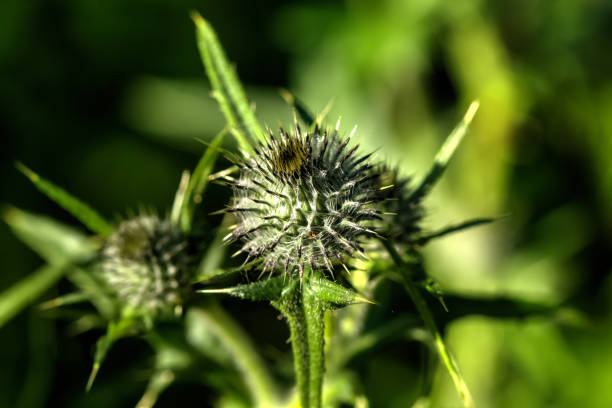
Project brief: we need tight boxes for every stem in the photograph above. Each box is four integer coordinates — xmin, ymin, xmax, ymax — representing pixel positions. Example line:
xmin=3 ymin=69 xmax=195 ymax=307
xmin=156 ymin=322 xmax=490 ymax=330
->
xmin=273 ymin=295 xmax=310 ymax=408
xmin=272 ymin=276 xmax=326 ymax=408
xmin=194 ymin=303 xmax=279 ymax=408
xmin=303 ymin=281 xmax=325 ymax=408
xmin=381 ymin=239 xmax=473 ymax=408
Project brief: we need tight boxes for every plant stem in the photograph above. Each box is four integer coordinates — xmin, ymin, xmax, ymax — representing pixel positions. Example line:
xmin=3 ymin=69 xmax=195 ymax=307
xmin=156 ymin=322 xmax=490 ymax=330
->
xmin=381 ymin=239 xmax=473 ymax=408
xmin=195 ymin=303 xmax=279 ymax=408
xmin=274 ymin=294 xmax=310 ymax=408
xmin=303 ymin=280 xmax=325 ymax=408
xmin=273 ymin=276 xmax=326 ymax=408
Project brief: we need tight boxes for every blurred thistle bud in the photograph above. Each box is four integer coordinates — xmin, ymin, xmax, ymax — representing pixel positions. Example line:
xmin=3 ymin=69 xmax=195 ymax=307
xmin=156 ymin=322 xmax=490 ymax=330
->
xmin=99 ymin=214 xmax=193 ymax=316
xmin=374 ymin=166 xmax=424 ymax=244
xmin=224 ymin=123 xmax=382 ymax=278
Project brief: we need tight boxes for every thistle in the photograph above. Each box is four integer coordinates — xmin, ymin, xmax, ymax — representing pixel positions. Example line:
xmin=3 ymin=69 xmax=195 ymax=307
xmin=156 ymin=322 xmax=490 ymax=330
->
xmin=225 ymin=122 xmax=381 ymax=278
xmin=99 ymin=214 xmax=193 ymax=317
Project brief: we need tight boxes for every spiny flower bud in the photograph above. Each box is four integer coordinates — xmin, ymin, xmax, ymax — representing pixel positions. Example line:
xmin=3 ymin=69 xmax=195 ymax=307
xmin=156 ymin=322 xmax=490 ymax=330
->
xmin=225 ymin=123 xmax=381 ymax=278
xmin=99 ymin=215 xmax=192 ymax=315
xmin=374 ymin=166 xmax=424 ymax=244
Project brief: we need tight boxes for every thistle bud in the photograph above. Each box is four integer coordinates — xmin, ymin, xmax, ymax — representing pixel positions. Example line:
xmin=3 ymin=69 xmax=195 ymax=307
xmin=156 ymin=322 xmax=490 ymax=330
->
xmin=99 ymin=215 xmax=192 ymax=315
xmin=226 ymin=124 xmax=380 ymax=277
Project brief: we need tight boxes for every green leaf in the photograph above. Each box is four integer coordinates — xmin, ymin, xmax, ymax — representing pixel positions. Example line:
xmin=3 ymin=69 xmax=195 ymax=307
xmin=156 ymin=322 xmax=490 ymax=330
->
xmin=191 ymin=11 xmax=264 ymax=154
xmin=3 ymin=206 xmax=98 ymax=264
xmin=16 ymin=163 xmax=113 ymax=236
xmin=86 ymin=313 xmax=139 ymax=391
xmin=0 ymin=262 xmax=70 ymax=328
xmin=408 ymin=101 xmax=479 ymax=202
xmin=178 ymin=130 xmax=227 ymax=232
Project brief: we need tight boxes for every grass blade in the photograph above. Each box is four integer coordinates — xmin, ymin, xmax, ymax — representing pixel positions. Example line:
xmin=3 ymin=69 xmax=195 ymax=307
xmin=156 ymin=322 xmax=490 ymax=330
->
xmin=3 ymin=207 xmax=98 ymax=264
xmin=0 ymin=262 xmax=70 ymax=328
xmin=191 ymin=11 xmax=263 ymax=154
xmin=409 ymin=101 xmax=479 ymax=202
xmin=16 ymin=163 xmax=113 ymax=236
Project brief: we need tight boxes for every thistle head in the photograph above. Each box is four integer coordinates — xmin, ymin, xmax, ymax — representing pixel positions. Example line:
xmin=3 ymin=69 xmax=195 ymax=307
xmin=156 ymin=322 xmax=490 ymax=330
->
xmin=225 ymin=123 xmax=381 ymax=278
xmin=375 ymin=166 xmax=424 ymax=244
xmin=99 ymin=214 xmax=193 ymax=316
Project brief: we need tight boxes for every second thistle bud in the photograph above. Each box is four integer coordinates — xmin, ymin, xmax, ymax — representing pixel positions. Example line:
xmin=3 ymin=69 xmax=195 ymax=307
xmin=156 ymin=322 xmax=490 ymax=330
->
xmin=226 ymin=124 xmax=381 ymax=277
xmin=99 ymin=215 xmax=193 ymax=316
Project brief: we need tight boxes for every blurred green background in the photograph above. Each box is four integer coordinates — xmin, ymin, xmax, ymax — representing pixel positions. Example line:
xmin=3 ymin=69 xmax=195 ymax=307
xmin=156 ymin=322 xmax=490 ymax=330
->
xmin=1 ymin=0 xmax=612 ymax=407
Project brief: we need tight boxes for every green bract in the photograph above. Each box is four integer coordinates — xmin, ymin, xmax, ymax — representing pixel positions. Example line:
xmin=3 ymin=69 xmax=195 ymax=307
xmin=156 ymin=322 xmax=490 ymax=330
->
xmin=226 ymin=124 xmax=380 ymax=277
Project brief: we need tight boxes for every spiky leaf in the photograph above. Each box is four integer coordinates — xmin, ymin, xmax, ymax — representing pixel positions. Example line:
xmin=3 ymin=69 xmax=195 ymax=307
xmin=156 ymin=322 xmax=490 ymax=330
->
xmin=191 ymin=11 xmax=264 ymax=153
xmin=16 ymin=163 xmax=113 ymax=236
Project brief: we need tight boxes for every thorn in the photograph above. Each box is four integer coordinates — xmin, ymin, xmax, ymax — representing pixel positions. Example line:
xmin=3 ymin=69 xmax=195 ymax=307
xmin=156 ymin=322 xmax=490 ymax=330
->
xmin=355 ymin=295 xmax=376 ymax=305
xmin=197 ymin=288 xmax=234 ymax=294
xmin=348 ymin=124 xmax=358 ymax=141
xmin=231 ymin=249 xmax=243 ymax=258
xmin=86 ymin=363 xmax=100 ymax=392
xmin=357 ymin=250 xmax=370 ymax=261
xmin=378 ymin=184 xmax=394 ymax=191
xmin=208 ymin=166 xmax=238 ymax=181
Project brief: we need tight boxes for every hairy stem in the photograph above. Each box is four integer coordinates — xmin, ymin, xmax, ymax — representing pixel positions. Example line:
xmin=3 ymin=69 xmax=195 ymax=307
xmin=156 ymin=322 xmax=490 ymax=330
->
xmin=272 ymin=282 xmax=310 ymax=408
xmin=194 ymin=303 xmax=279 ymax=408
xmin=273 ymin=276 xmax=326 ymax=408
xmin=303 ymin=280 xmax=325 ymax=408
xmin=381 ymin=239 xmax=473 ymax=408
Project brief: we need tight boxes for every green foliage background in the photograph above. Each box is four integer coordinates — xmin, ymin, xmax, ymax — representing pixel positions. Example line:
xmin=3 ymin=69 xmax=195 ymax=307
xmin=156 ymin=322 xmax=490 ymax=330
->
xmin=1 ymin=0 xmax=611 ymax=407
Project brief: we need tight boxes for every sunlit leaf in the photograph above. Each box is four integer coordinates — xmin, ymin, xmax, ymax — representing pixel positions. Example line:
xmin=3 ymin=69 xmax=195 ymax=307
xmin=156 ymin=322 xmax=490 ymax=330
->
xmin=408 ymin=101 xmax=479 ymax=202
